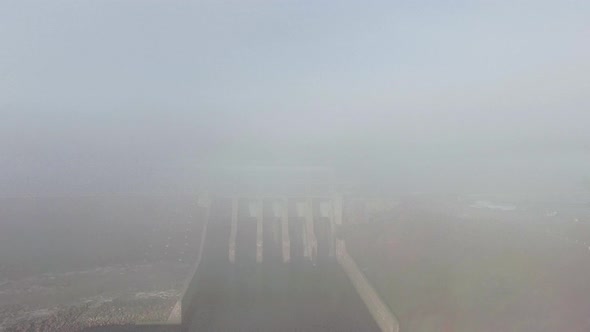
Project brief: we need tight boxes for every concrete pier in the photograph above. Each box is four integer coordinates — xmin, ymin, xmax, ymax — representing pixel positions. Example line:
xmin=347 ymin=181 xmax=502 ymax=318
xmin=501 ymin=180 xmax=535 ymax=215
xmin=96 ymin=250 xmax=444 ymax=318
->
xmin=320 ymin=200 xmax=336 ymax=257
xmin=293 ymin=199 xmax=318 ymax=262
xmin=306 ymin=198 xmax=318 ymax=263
xmin=270 ymin=200 xmax=280 ymax=247
xmin=229 ymin=197 xmax=238 ymax=263
xmin=333 ymin=194 xmax=343 ymax=226
xmin=248 ymin=199 xmax=264 ymax=263
xmin=281 ymin=199 xmax=291 ymax=263
xmin=296 ymin=201 xmax=309 ymax=259
xmin=272 ymin=199 xmax=290 ymax=263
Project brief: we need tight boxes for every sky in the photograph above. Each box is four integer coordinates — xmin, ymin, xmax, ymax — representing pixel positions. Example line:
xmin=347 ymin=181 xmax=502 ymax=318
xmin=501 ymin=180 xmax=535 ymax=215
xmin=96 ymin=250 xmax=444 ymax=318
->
xmin=1 ymin=0 xmax=589 ymax=195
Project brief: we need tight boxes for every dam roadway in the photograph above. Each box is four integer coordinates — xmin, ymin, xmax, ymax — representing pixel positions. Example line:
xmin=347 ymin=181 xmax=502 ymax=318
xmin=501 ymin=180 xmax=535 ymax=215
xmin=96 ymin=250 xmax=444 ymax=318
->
xmin=183 ymin=198 xmax=379 ymax=332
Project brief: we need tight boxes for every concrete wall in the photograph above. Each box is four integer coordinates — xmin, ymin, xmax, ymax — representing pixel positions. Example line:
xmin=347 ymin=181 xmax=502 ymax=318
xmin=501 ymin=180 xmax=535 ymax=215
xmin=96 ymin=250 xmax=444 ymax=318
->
xmin=178 ymin=194 xmax=211 ymax=326
xmin=336 ymin=239 xmax=399 ymax=332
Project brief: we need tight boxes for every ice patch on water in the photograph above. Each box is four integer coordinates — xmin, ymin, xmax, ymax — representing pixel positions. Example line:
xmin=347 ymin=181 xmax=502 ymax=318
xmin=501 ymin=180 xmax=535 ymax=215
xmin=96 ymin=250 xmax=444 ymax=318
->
xmin=3 ymin=307 xmax=59 ymax=326
xmin=134 ymin=289 xmax=179 ymax=300
xmin=470 ymin=200 xmax=517 ymax=211
xmin=27 ymin=308 xmax=55 ymax=318
xmin=81 ymin=295 xmax=114 ymax=308
xmin=40 ymin=264 xmax=154 ymax=280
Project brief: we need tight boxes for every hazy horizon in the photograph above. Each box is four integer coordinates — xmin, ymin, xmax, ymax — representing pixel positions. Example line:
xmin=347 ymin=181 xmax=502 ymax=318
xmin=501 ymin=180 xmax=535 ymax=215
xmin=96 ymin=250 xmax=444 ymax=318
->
xmin=1 ymin=0 xmax=589 ymax=195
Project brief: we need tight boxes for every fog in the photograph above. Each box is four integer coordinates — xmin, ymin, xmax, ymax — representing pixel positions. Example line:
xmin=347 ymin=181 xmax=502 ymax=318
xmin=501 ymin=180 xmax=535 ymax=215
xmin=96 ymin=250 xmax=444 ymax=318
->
xmin=2 ymin=2 xmax=590 ymax=331
xmin=1 ymin=0 xmax=589 ymax=196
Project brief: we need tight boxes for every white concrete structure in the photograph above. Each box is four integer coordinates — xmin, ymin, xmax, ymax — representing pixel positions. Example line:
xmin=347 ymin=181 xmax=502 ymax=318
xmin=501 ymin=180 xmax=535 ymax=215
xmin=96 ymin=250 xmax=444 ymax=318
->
xmin=333 ymin=194 xmax=343 ymax=226
xmin=306 ymin=198 xmax=317 ymax=262
xmin=228 ymin=197 xmax=238 ymax=263
xmin=336 ymin=239 xmax=399 ymax=332
xmin=270 ymin=200 xmax=280 ymax=247
xmin=273 ymin=199 xmax=290 ymax=263
xmin=173 ymin=193 xmax=398 ymax=331
xmin=226 ymin=195 xmax=344 ymax=264
xmin=282 ymin=199 xmax=291 ymax=263
xmin=197 ymin=192 xmax=212 ymax=209
xmin=296 ymin=199 xmax=317 ymax=262
xmin=296 ymin=201 xmax=308 ymax=258
xmin=248 ymin=199 xmax=264 ymax=263
xmin=320 ymin=200 xmax=336 ymax=257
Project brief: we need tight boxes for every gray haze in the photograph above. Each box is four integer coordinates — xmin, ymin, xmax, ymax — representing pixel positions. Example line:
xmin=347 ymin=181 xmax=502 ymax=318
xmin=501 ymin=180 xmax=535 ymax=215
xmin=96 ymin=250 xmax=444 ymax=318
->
xmin=1 ymin=0 xmax=589 ymax=195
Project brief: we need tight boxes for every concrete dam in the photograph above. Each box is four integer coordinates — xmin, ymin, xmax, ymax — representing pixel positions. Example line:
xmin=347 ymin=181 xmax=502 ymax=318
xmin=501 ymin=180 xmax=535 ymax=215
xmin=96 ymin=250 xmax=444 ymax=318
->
xmin=172 ymin=194 xmax=397 ymax=332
